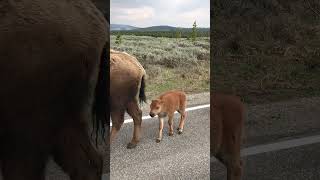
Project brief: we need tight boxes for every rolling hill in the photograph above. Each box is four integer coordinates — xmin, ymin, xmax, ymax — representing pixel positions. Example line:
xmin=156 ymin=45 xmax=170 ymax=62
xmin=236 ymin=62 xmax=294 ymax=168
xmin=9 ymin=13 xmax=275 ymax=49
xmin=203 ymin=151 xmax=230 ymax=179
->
xmin=111 ymin=24 xmax=209 ymax=32
xmin=111 ymin=24 xmax=138 ymax=31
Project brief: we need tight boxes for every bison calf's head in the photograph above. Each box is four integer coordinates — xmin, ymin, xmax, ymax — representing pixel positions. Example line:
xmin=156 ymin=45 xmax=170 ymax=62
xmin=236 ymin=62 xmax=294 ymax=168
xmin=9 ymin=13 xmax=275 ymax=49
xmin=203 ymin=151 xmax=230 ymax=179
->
xmin=149 ymin=99 xmax=164 ymax=117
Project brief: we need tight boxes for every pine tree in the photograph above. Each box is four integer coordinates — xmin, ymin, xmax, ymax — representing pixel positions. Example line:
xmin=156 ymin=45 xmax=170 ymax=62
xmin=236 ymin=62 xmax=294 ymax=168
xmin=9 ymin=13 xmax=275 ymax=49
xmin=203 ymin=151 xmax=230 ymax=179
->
xmin=176 ymin=28 xmax=182 ymax=39
xmin=191 ymin=21 xmax=197 ymax=42
xmin=115 ymin=33 xmax=122 ymax=45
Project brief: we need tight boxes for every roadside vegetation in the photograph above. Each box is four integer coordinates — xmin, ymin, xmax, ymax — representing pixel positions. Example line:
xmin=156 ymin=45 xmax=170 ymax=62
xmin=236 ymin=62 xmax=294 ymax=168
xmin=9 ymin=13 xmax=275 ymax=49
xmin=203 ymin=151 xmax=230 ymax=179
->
xmin=111 ymin=35 xmax=210 ymax=98
xmin=212 ymin=0 xmax=320 ymax=104
xmin=110 ymin=28 xmax=209 ymax=38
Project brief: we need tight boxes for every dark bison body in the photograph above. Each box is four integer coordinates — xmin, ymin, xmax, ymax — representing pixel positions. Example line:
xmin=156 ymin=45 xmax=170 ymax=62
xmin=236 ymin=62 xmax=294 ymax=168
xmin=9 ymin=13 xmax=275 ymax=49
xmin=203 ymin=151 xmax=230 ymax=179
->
xmin=211 ymin=93 xmax=245 ymax=180
xmin=0 ymin=0 xmax=108 ymax=179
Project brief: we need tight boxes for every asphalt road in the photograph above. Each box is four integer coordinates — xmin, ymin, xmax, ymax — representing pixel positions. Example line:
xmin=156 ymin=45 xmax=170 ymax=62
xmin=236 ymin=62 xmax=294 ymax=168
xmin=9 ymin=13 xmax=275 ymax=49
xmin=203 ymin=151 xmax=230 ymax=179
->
xmin=110 ymin=106 xmax=210 ymax=180
xmin=211 ymin=140 xmax=320 ymax=180
xmin=210 ymin=96 xmax=320 ymax=180
xmin=1 ymin=95 xmax=320 ymax=180
xmin=110 ymin=96 xmax=320 ymax=180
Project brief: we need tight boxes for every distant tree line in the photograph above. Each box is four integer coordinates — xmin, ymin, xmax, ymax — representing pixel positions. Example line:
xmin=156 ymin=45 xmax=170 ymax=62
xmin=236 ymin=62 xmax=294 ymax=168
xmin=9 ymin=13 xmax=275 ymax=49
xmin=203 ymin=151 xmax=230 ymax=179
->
xmin=110 ymin=29 xmax=209 ymax=38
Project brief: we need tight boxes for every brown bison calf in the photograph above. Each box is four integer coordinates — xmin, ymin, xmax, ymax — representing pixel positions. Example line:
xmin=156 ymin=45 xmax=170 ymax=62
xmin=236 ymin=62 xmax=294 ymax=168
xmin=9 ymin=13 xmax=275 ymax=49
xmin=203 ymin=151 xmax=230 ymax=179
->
xmin=211 ymin=93 xmax=245 ymax=180
xmin=149 ymin=90 xmax=187 ymax=142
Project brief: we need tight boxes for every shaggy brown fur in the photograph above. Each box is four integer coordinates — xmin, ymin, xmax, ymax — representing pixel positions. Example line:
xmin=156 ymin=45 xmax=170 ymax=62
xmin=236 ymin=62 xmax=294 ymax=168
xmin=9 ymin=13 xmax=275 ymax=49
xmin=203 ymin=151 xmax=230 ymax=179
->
xmin=92 ymin=0 xmax=108 ymax=19
xmin=110 ymin=49 xmax=146 ymax=149
xmin=149 ymin=90 xmax=187 ymax=142
xmin=211 ymin=93 xmax=245 ymax=180
xmin=0 ymin=0 xmax=108 ymax=179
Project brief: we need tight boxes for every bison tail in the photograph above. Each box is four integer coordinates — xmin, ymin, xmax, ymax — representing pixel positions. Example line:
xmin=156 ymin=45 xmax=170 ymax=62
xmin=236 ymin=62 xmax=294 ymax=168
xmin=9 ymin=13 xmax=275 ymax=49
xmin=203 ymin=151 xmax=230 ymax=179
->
xmin=92 ymin=45 xmax=108 ymax=144
xmin=139 ymin=75 xmax=147 ymax=104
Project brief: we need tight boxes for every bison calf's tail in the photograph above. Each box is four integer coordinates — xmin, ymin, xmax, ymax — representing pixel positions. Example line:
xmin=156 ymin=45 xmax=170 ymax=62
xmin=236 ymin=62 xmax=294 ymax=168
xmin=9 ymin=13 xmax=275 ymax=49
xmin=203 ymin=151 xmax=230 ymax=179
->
xmin=139 ymin=75 xmax=146 ymax=104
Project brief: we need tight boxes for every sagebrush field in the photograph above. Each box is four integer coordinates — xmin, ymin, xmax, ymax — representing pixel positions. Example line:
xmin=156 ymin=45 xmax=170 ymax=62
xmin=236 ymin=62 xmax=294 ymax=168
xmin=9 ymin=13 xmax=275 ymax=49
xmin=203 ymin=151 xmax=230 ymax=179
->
xmin=212 ymin=0 xmax=320 ymax=104
xmin=111 ymin=35 xmax=210 ymax=98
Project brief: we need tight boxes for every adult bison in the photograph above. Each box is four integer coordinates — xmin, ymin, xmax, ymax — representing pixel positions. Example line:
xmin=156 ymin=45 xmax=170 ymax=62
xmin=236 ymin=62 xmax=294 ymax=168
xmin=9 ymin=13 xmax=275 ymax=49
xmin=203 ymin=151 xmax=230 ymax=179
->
xmin=110 ymin=49 xmax=146 ymax=149
xmin=211 ymin=93 xmax=245 ymax=180
xmin=0 ymin=0 xmax=108 ymax=179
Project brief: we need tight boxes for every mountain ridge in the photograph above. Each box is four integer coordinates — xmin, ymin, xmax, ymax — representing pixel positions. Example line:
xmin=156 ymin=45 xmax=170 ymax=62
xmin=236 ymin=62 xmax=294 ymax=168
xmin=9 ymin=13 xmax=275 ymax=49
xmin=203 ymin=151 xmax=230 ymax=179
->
xmin=111 ymin=24 xmax=209 ymax=31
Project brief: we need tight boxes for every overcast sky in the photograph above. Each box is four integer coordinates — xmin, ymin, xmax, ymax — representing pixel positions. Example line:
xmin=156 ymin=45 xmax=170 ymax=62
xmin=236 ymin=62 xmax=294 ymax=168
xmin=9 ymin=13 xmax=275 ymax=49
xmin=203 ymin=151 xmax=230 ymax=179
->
xmin=111 ymin=0 xmax=210 ymax=28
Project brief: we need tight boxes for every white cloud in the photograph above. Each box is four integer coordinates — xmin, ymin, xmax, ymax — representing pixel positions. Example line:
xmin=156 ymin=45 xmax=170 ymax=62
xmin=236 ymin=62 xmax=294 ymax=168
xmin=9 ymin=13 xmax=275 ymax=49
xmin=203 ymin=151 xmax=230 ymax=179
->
xmin=111 ymin=6 xmax=155 ymax=21
xmin=111 ymin=0 xmax=210 ymax=28
xmin=176 ymin=7 xmax=210 ymax=27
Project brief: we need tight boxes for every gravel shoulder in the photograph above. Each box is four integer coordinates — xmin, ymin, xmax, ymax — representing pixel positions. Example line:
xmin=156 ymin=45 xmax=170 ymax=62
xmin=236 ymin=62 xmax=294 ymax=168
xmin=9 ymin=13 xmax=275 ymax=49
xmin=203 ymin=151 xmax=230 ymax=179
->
xmin=244 ymin=96 xmax=320 ymax=147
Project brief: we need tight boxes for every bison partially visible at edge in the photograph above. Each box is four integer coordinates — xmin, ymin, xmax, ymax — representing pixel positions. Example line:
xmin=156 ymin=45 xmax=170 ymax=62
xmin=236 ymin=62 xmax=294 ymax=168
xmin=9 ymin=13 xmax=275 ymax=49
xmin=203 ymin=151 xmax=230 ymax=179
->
xmin=0 ymin=0 xmax=108 ymax=179
xmin=211 ymin=93 xmax=245 ymax=180
xmin=110 ymin=49 xmax=146 ymax=149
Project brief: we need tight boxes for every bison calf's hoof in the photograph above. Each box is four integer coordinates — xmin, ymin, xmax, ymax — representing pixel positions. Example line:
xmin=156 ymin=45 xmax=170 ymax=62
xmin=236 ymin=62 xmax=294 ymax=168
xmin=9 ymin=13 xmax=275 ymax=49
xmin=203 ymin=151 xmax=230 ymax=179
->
xmin=177 ymin=128 xmax=183 ymax=134
xmin=127 ymin=142 xmax=137 ymax=149
xmin=156 ymin=138 xmax=161 ymax=143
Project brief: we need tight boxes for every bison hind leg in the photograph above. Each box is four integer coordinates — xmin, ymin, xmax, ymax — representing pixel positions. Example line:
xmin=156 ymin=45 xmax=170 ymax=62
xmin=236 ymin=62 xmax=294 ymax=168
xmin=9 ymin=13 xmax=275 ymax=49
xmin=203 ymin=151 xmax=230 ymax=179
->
xmin=126 ymin=100 xmax=142 ymax=149
xmin=110 ymin=109 xmax=125 ymax=143
xmin=1 ymin=148 xmax=48 ymax=180
xmin=215 ymin=152 xmax=242 ymax=180
xmin=53 ymin=126 xmax=103 ymax=180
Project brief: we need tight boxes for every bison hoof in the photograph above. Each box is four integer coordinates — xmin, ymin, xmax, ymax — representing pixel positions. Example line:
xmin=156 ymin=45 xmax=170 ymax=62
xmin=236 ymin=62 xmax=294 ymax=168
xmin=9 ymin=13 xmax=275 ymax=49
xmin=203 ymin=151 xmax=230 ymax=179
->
xmin=156 ymin=138 xmax=161 ymax=143
xmin=127 ymin=142 xmax=137 ymax=149
xmin=177 ymin=128 xmax=183 ymax=134
xmin=169 ymin=132 xmax=174 ymax=136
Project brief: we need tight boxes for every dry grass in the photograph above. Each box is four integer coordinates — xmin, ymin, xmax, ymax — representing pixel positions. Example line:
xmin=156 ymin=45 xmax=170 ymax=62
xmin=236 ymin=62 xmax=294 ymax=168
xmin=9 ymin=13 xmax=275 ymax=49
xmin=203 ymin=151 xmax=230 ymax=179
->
xmin=111 ymin=35 xmax=210 ymax=98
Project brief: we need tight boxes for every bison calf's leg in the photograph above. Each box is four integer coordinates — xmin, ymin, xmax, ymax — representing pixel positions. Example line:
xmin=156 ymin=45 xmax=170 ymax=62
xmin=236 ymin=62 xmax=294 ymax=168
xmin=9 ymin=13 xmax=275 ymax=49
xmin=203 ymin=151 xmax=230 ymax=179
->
xmin=126 ymin=100 xmax=142 ymax=149
xmin=177 ymin=111 xmax=186 ymax=134
xmin=177 ymin=95 xmax=187 ymax=134
xmin=156 ymin=117 xmax=164 ymax=143
xmin=110 ymin=110 xmax=125 ymax=143
xmin=168 ymin=114 xmax=174 ymax=136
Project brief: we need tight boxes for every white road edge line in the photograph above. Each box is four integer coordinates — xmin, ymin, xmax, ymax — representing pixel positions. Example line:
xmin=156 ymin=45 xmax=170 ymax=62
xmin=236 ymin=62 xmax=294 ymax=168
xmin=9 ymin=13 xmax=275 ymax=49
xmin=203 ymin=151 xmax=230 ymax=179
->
xmin=211 ymin=134 xmax=320 ymax=162
xmin=110 ymin=104 xmax=210 ymax=126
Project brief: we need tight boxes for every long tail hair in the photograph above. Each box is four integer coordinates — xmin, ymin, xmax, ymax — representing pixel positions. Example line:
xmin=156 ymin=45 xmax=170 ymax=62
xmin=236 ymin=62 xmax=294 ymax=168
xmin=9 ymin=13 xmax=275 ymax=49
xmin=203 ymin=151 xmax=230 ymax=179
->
xmin=92 ymin=44 xmax=109 ymax=145
xmin=139 ymin=75 xmax=146 ymax=104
